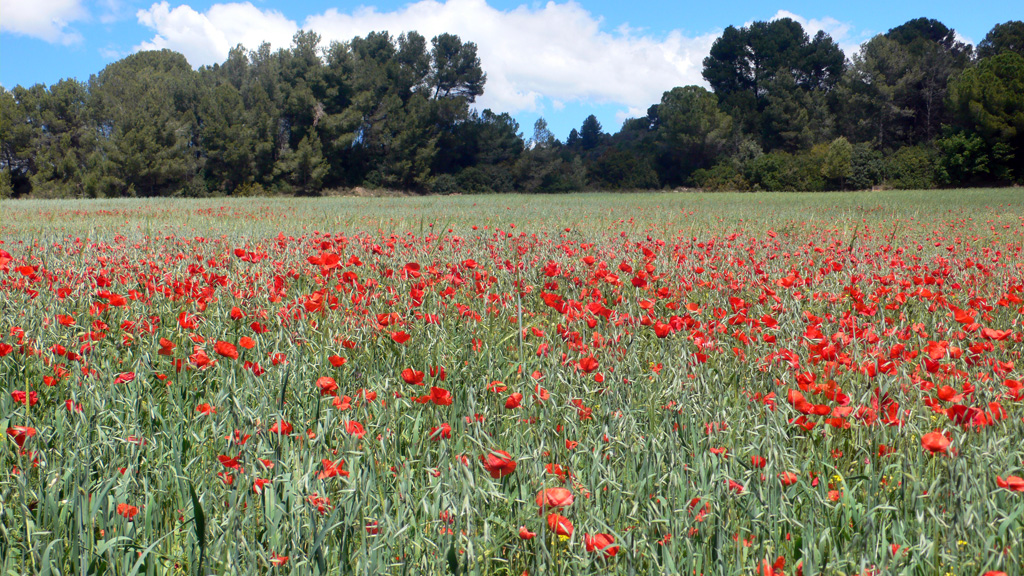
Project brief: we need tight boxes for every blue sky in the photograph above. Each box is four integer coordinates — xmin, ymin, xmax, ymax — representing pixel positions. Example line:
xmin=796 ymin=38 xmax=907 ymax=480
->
xmin=2 ymin=0 xmax=1021 ymax=140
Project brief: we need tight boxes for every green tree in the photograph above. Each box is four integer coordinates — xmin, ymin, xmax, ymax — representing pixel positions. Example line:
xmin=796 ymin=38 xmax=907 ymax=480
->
xmin=89 ymin=50 xmax=202 ymax=197
xmin=275 ymin=129 xmax=328 ymax=194
xmin=654 ymin=86 xmax=732 ymax=185
xmin=837 ymin=35 xmax=918 ymax=149
xmin=28 ymin=79 xmax=100 ymax=197
xmin=580 ymin=114 xmax=604 ymax=150
xmin=702 ymin=18 xmax=843 ymax=136
xmin=197 ymin=82 xmax=256 ymax=193
xmin=761 ymin=71 xmax=833 ymax=151
xmin=821 ymin=137 xmax=853 ymax=189
xmin=530 ymin=118 xmax=556 ymax=149
xmin=0 ymin=85 xmax=41 ymax=196
xmin=885 ymin=18 xmax=971 ymax=143
xmin=947 ymin=52 xmax=1024 ymax=181
xmin=429 ymin=33 xmax=485 ymax=101
xmin=977 ymin=21 xmax=1024 ymax=59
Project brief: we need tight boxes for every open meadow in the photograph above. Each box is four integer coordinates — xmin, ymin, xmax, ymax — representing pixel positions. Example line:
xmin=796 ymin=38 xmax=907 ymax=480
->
xmin=1 ymin=189 xmax=1023 ymax=575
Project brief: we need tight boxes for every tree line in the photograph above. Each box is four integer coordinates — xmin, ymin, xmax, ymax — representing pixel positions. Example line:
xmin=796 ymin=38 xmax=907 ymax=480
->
xmin=2 ymin=18 xmax=1022 ymax=197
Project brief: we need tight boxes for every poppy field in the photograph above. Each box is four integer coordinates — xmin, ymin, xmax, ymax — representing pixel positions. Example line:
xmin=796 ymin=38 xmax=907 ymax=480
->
xmin=1 ymin=189 xmax=1023 ymax=576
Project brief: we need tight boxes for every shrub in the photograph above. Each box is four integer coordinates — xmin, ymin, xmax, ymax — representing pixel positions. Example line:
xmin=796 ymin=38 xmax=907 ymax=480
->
xmin=692 ymin=163 xmax=749 ymax=191
xmin=883 ymin=145 xmax=937 ymax=189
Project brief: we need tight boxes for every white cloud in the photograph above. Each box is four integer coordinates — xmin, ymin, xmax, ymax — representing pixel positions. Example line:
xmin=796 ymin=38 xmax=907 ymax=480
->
xmin=305 ymin=0 xmax=718 ymax=115
xmin=135 ymin=1 xmax=298 ymax=67
xmin=130 ymin=2 xmax=868 ymax=118
xmin=0 ymin=0 xmax=88 ymax=44
xmin=954 ymin=31 xmax=974 ymax=48
xmin=133 ymin=0 xmax=716 ymax=114
xmin=98 ymin=0 xmax=132 ymax=25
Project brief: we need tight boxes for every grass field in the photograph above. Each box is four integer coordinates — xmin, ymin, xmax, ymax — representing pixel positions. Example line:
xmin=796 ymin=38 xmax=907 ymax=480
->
xmin=1 ymin=189 xmax=1023 ymax=576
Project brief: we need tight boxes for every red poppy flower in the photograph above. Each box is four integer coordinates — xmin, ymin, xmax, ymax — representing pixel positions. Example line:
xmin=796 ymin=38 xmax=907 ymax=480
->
xmin=218 ymin=454 xmax=241 ymax=470
xmin=329 ymin=355 xmax=346 ymax=367
xmin=158 ymin=338 xmax=175 ymax=355
xmin=430 ymin=423 xmax=452 ymax=440
xmin=751 ymin=455 xmax=767 ymax=469
xmin=214 ymin=341 xmax=238 ymax=360
xmin=390 ymin=331 xmax=411 ymax=344
xmin=238 ymin=336 xmax=255 ymax=349
xmin=533 ymin=385 xmax=550 ymax=403
xmin=318 ymin=458 xmax=350 ymax=479
xmin=10 ymin=390 xmax=38 ymax=406
xmin=401 ymin=368 xmax=424 ymax=385
xmin=253 ymin=478 xmax=271 ymax=494
xmin=759 ymin=556 xmax=787 ymax=576
xmin=518 ymin=526 xmax=536 ymax=540
xmin=921 ymin=431 xmax=951 ymax=454
xmin=480 ymin=450 xmax=517 ymax=478
xmin=6 ymin=426 xmax=37 ymax=448
xmin=269 ymin=420 xmax=293 ymax=435
xmin=345 ymin=421 xmax=366 ymax=439
xmin=430 ymin=386 xmax=453 ymax=406
xmin=190 ymin=348 xmax=213 ymax=368
xmin=584 ymin=533 xmax=619 ymax=557
xmin=505 ymin=393 xmax=523 ymax=409
xmin=270 ymin=554 xmax=289 ymax=566
xmin=546 ymin=513 xmax=573 ymax=538
xmin=116 ymin=503 xmax=139 ymax=521
xmin=195 ymin=403 xmax=217 ymax=416
xmin=113 ymin=372 xmax=136 ymax=384
xmin=536 ymin=487 xmax=574 ymax=511
xmin=316 ymin=376 xmax=338 ymax=396
xmin=996 ymin=475 xmax=1024 ymax=492
xmin=578 ymin=356 xmax=599 ymax=373
xmin=779 ymin=472 xmax=798 ymax=487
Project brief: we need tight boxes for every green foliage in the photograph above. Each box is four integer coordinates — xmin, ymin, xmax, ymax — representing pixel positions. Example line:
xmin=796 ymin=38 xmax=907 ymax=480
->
xmin=847 ymin=143 xmax=884 ymax=190
xmin=654 ymin=86 xmax=732 ymax=185
xmin=692 ymin=162 xmax=748 ymax=191
xmin=947 ymin=52 xmax=1024 ymax=182
xmin=882 ymin=145 xmax=937 ymax=189
xmin=426 ymin=172 xmax=459 ymax=194
xmin=838 ymin=22 xmax=970 ymax=150
xmin=702 ymin=18 xmax=843 ymax=136
xmin=821 ymin=137 xmax=853 ymax=189
xmin=936 ymin=131 xmax=992 ymax=184
xmin=935 ymin=130 xmax=1017 ymax=185
xmin=588 ymin=149 xmax=659 ymax=190
xmin=2 ymin=16 xmax=1023 ymax=197
xmin=429 ymin=33 xmax=486 ymax=101
xmin=977 ymin=21 xmax=1024 ymax=59
xmin=234 ymin=181 xmax=268 ymax=197
xmin=579 ymin=114 xmax=604 ymax=150
xmin=198 ymin=83 xmax=256 ymax=193
xmin=90 ymin=50 xmax=202 ymax=197
xmin=744 ymin=149 xmax=826 ymax=191
xmin=0 ymin=169 xmax=12 ymax=198
xmin=275 ymin=130 xmax=329 ymax=195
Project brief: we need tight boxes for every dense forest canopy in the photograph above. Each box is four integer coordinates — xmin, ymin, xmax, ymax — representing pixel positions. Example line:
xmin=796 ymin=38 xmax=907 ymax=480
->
xmin=2 ymin=19 xmax=1023 ymax=196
